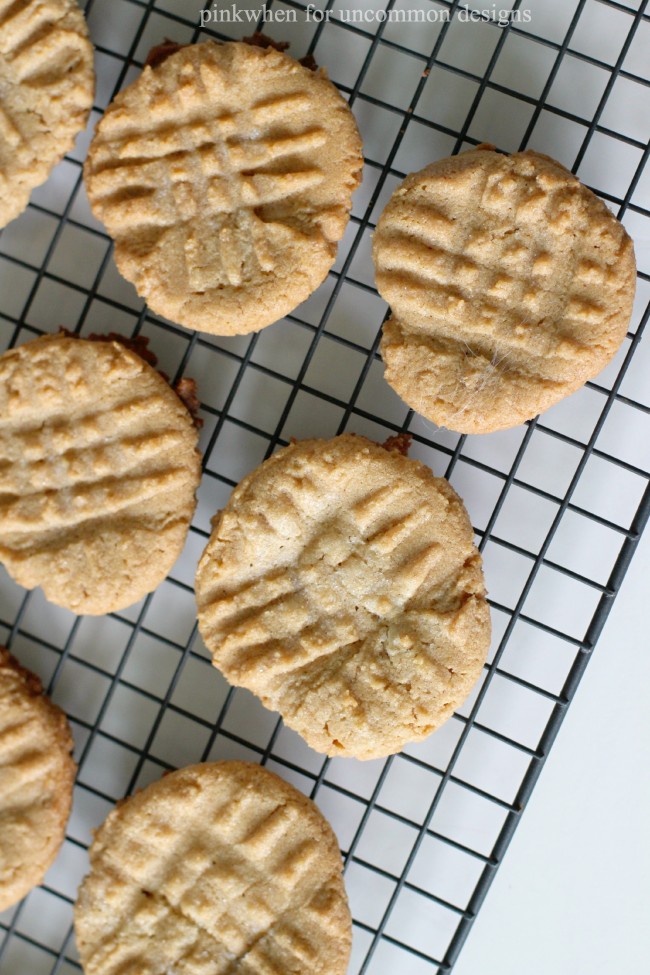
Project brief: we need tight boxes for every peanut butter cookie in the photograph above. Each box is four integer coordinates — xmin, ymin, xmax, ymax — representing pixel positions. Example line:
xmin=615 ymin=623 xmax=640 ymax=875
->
xmin=74 ymin=761 xmax=352 ymax=975
xmin=0 ymin=335 xmax=201 ymax=615
xmin=373 ymin=147 xmax=636 ymax=433
xmin=84 ymin=41 xmax=363 ymax=336
xmin=0 ymin=0 xmax=94 ymax=229
xmin=196 ymin=434 xmax=490 ymax=760
xmin=0 ymin=648 xmax=75 ymax=911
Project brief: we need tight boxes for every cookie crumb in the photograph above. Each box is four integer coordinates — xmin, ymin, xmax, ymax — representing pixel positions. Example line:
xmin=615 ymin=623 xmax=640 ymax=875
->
xmin=382 ymin=433 xmax=412 ymax=456
xmin=299 ymin=52 xmax=318 ymax=71
xmin=243 ymin=31 xmax=289 ymax=53
xmin=174 ymin=377 xmax=203 ymax=428
xmin=243 ymin=31 xmax=319 ymax=70
xmin=145 ymin=39 xmax=184 ymax=69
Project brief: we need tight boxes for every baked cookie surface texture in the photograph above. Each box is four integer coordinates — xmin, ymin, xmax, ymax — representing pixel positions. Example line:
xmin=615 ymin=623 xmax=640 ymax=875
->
xmin=0 ymin=0 xmax=94 ymax=229
xmin=0 ymin=648 xmax=76 ymax=911
xmin=373 ymin=147 xmax=636 ymax=434
xmin=196 ymin=434 xmax=490 ymax=760
xmin=74 ymin=761 xmax=352 ymax=975
xmin=0 ymin=335 xmax=201 ymax=615
xmin=84 ymin=41 xmax=363 ymax=336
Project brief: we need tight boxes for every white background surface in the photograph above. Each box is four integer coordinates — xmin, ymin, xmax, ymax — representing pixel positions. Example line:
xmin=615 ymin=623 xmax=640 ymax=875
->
xmin=455 ymin=525 xmax=650 ymax=975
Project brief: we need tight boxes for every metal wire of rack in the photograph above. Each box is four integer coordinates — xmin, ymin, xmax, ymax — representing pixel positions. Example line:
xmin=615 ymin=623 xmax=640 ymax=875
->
xmin=1 ymin=0 xmax=649 ymax=972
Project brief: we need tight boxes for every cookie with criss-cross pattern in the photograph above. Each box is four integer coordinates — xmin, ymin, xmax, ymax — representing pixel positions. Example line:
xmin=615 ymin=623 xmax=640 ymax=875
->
xmin=196 ymin=434 xmax=490 ymax=760
xmin=0 ymin=334 xmax=201 ymax=615
xmin=0 ymin=0 xmax=94 ymax=229
xmin=0 ymin=648 xmax=75 ymax=911
xmin=84 ymin=40 xmax=362 ymax=336
xmin=74 ymin=761 xmax=352 ymax=975
xmin=373 ymin=146 xmax=636 ymax=433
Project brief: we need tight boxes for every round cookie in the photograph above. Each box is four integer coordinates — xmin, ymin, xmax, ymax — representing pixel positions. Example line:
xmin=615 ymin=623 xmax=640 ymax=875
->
xmin=74 ymin=761 xmax=352 ymax=975
xmin=84 ymin=40 xmax=363 ymax=336
xmin=0 ymin=648 xmax=76 ymax=911
xmin=0 ymin=0 xmax=94 ymax=229
xmin=373 ymin=146 xmax=636 ymax=434
xmin=0 ymin=334 xmax=201 ymax=615
xmin=196 ymin=434 xmax=490 ymax=760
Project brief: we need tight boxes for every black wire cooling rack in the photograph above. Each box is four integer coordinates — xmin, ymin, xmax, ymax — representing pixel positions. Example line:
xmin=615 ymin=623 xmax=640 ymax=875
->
xmin=1 ymin=0 xmax=650 ymax=972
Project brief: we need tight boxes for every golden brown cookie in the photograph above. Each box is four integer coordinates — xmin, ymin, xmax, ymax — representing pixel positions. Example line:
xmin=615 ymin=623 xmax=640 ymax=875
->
xmin=0 ymin=648 xmax=76 ymax=911
xmin=84 ymin=40 xmax=363 ymax=336
xmin=373 ymin=146 xmax=636 ymax=434
xmin=0 ymin=0 xmax=94 ymax=229
xmin=0 ymin=334 xmax=201 ymax=615
xmin=196 ymin=434 xmax=490 ymax=760
xmin=74 ymin=761 xmax=352 ymax=975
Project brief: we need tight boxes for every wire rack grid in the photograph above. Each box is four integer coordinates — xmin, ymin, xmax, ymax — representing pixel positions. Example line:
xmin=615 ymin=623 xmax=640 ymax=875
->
xmin=1 ymin=0 xmax=649 ymax=972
